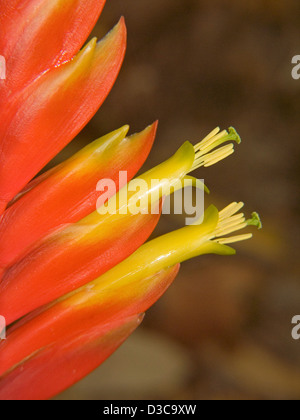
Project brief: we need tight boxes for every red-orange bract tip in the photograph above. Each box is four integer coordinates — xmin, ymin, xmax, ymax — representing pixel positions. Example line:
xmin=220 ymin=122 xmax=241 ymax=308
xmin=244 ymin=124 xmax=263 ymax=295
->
xmin=0 ymin=18 xmax=127 ymax=208
xmin=0 ymin=313 xmax=143 ymax=400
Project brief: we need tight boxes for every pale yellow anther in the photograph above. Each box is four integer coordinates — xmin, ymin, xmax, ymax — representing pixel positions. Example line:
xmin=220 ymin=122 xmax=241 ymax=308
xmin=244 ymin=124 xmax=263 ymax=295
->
xmin=214 ymin=221 xmax=248 ymax=237
xmin=210 ymin=202 xmax=260 ymax=245
xmin=190 ymin=127 xmax=241 ymax=173
xmin=202 ymin=145 xmax=234 ymax=167
xmin=210 ymin=201 xmax=250 ymax=240
xmin=199 ymin=130 xmax=228 ymax=152
xmin=215 ymin=233 xmax=253 ymax=245
xmin=217 ymin=215 xmax=246 ymax=231
xmin=193 ymin=145 xmax=233 ymax=169
xmin=219 ymin=202 xmax=245 ymax=220
xmin=194 ymin=127 xmax=221 ymax=149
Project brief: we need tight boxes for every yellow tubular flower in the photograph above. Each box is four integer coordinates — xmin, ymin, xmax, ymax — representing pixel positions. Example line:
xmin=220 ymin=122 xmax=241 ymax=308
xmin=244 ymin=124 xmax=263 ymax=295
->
xmin=97 ymin=126 xmax=241 ymax=216
xmin=79 ymin=202 xmax=262 ymax=307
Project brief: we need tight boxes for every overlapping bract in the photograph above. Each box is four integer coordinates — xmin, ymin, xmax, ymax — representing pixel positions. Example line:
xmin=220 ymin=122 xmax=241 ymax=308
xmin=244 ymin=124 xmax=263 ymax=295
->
xmin=0 ymin=0 xmax=106 ymax=94
xmin=0 ymin=123 xmax=157 ymax=268
xmin=0 ymin=1 xmax=126 ymax=214
xmin=0 ymin=314 xmax=144 ymax=400
xmin=0 ymin=0 xmax=260 ymax=400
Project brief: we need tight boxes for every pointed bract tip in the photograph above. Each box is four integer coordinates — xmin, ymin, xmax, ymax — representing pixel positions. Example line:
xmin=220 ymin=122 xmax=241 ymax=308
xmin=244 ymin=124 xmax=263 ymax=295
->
xmin=152 ymin=120 xmax=159 ymax=130
xmin=76 ymin=37 xmax=97 ymax=60
xmin=141 ymin=120 xmax=159 ymax=138
xmin=118 ymin=125 xmax=130 ymax=137
xmin=148 ymin=120 xmax=159 ymax=136
xmin=64 ymin=37 xmax=97 ymax=85
xmin=97 ymin=16 xmax=127 ymax=47
xmin=136 ymin=313 xmax=145 ymax=325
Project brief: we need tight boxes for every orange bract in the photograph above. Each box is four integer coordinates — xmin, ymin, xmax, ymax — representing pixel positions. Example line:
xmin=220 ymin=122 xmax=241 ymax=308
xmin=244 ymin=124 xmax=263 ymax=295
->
xmin=0 ymin=0 xmax=106 ymax=93
xmin=0 ymin=19 xmax=126 ymax=210
xmin=0 ymin=123 xmax=157 ymax=268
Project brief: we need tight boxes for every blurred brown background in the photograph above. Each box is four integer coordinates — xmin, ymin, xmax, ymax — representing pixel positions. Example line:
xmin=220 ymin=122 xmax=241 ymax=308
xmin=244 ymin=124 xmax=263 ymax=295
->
xmin=55 ymin=0 xmax=300 ymax=400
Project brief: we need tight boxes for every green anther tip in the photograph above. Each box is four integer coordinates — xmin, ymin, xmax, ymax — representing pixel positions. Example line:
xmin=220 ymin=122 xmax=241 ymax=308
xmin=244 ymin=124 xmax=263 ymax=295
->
xmin=228 ymin=127 xmax=242 ymax=145
xmin=247 ymin=212 xmax=262 ymax=229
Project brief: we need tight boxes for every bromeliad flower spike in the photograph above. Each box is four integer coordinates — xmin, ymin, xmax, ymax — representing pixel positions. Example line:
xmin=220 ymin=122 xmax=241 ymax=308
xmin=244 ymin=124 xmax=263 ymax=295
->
xmin=0 ymin=1 xmax=262 ymax=400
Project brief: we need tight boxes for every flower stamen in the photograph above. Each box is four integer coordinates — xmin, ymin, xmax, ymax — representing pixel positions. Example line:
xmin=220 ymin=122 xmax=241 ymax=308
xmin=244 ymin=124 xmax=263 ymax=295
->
xmin=219 ymin=202 xmax=245 ymax=220
xmin=211 ymin=202 xmax=262 ymax=245
xmin=216 ymin=234 xmax=254 ymax=245
xmin=190 ymin=127 xmax=241 ymax=171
